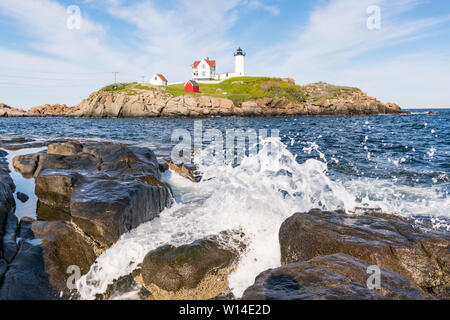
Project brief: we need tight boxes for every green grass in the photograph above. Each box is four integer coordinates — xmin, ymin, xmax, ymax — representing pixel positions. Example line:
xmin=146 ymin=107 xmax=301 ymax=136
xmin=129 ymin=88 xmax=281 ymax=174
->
xmin=165 ymin=77 xmax=308 ymax=104
xmin=93 ymin=77 xmax=361 ymax=105
xmin=91 ymin=82 xmax=157 ymax=97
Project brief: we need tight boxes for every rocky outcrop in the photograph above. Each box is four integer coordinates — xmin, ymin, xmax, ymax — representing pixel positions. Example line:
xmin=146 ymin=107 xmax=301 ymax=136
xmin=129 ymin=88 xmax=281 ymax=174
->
xmin=32 ymin=141 xmax=172 ymax=247
xmin=242 ymin=253 xmax=434 ymax=300
xmin=13 ymin=153 xmax=40 ymax=177
xmin=0 ymin=104 xmax=27 ymax=117
xmin=138 ymin=233 xmax=242 ymax=300
xmin=72 ymin=89 xmax=402 ymax=118
xmin=278 ymin=209 xmax=450 ymax=298
xmin=0 ymin=82 xmax=405 ymax=118
xmin=0 ymin=218 xmax=97 ymax=299
xmin=0 ymin=135 xmax=67 ymax=151
xmin=166 ymin=160 xmax=198 ymax=182
xmin=0 ymin=151 xmax=15 ymax=283
xmin=27 ymin=104 xmax=76 ymax=117
xmin=0 ymin=140 xmax=173 ymax=299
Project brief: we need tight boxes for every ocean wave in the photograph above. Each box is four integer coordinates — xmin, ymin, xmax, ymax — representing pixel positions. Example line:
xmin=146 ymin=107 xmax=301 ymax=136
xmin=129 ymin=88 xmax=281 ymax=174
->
xmin=76 ymin=137 xmax=449 ymax=300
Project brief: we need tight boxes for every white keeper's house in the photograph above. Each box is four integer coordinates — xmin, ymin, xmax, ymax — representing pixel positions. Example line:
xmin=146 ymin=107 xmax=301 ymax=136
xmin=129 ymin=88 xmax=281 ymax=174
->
xmin=191 ymin=48 xmax=246 ymax=81
xmin=149 ymin=73 xmax=168 ymax=86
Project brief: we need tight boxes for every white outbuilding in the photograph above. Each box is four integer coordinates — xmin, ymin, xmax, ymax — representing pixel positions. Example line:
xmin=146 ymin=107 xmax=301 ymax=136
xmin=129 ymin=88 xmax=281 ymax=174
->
xmin=149 ymin=73 xmax=168 ymax=86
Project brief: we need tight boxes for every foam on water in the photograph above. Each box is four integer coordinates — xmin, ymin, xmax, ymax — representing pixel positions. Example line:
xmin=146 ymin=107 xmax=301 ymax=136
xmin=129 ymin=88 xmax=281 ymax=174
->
xmin=76 ymin=137 xmax=449 ymax=299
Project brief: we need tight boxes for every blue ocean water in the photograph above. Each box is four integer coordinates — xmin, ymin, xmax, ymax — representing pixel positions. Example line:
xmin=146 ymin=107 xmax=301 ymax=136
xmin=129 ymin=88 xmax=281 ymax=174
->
xmin=1 ymin=109 xmax=449 ymax=220
xmin=3 ymin=110 xmax=449 ymax=299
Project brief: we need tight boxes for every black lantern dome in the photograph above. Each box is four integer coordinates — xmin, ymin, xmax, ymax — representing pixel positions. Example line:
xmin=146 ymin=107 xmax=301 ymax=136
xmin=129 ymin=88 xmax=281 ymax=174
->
xmin=234 ymin=47 xmax=246 ymax=56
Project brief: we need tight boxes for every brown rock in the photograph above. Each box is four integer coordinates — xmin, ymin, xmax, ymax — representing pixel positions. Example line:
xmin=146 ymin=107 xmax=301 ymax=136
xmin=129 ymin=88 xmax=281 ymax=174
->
xmin=279 ymin=209 xmax=450 ymax=298
xmin=47 ymin=141 xmax=83 ymax=156
xmin=0 ymin=219 xmax=97 ymax=299
xmin=242 ymin=253 xmax=433 ymax=300
xmin=140 ymin=234 xmax=241 ymax=300
xmin=13 ymin=153 xmax=40 ymax=177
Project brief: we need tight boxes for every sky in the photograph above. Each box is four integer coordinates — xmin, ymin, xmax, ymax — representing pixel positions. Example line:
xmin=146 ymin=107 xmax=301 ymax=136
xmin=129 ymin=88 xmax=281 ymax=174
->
xmin=0 ymin=0 xmax=449 ymax=109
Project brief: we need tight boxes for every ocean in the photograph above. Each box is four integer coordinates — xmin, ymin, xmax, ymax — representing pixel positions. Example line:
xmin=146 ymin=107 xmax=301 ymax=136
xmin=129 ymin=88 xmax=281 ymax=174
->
xmin=0 ymin=109 xmax=448 ymax=299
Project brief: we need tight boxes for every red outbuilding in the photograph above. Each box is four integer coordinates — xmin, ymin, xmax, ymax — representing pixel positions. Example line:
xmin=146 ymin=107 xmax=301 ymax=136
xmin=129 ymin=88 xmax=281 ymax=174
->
xmin=185 ymin=80 xmax=200 ymax=93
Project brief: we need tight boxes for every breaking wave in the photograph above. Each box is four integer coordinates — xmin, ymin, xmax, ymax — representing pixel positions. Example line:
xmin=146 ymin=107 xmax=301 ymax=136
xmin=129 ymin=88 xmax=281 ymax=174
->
xmin=76 ymin=137 xmax=449 ymax=299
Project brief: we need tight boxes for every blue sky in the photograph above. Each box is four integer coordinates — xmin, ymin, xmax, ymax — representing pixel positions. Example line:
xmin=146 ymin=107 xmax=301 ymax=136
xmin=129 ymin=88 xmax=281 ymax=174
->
xmin=0 ymin=0 xmax=449 ymax=109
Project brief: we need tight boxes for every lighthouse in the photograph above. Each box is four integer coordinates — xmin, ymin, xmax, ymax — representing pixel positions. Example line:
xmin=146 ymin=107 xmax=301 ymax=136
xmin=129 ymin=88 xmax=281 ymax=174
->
xmin=234 ymin=47 xmax=246 ymax=76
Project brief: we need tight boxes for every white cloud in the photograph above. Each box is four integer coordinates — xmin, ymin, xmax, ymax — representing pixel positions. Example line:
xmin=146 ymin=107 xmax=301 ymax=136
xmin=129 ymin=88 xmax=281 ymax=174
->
xmin=249 ymin=0 xmax=450 ymax=108
xmin=0 ymin=0 xmax=448 ymax=108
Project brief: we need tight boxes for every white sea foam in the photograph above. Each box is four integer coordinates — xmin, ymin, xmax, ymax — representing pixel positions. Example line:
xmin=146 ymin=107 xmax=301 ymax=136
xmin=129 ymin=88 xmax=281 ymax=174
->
xmin=75 ymin=137 xmax=449 ymax=300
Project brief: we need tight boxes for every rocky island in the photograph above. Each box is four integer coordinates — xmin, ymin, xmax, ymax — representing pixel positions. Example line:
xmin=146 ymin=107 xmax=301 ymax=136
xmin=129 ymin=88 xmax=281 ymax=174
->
xmin=0 ymin=78 xmax=405 ymax=118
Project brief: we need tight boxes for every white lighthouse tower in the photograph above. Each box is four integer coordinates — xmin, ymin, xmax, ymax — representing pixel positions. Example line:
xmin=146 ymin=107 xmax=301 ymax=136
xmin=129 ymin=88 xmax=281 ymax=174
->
xmin=234 ymin=47 xmax=246 ymax=76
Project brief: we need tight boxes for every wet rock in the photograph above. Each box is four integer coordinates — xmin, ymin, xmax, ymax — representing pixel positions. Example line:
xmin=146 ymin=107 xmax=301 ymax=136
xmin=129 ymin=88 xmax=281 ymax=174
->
xmin=0 ymin=178 xmax=15 ymax=235
xmin=70 ymin=179 xmax=169 ymax=247
xmin=16 ymin=192 xmax=29 ymax=203
xmin=0 ymin=258 xmax=7 ymax=279
xmin=33 ymin=142 xmax=171 ymax=246
xmin=242 ymin=254 xmax=433 ymax=300
xmin=35 ymin=170 xmax=84 ymax=212
xmin=36 ymin=201 xmax=72 ymax=222
xmin=13 ymin=153 xmax=39 ymax=177
xmin=140 ymin=234 xmax=241 ymax=300
xmin=47 ymin=141 xmax=83 ymax=156
xmin=34 ymin=153 xmax=99 ymax=177
xmin=0 ymin=136 xmax=51 ymax=150
xmin=0 ymin=219 xmax=97 ymax=299
xmin=101 ymin=272 xmax=150 ymax=300
xmin=0 ymin=141 xmax=172 ymax=299
xmin=1 ymin=212 xmax=19 ymax=263
xmin=166 ymin=160 xmax=198 ymax=182
xmin=0 ymin=169 xmax=14 ymax=193
xmin=279 ymin=209 xmax=450 ymax=298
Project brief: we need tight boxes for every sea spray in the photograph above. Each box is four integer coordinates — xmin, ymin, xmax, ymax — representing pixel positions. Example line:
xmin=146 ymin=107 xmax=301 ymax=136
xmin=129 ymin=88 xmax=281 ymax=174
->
xmin=76 ymin=137 xmax=449 ymax=299
xmin=76 ymin=138 xmax=357 ymax=299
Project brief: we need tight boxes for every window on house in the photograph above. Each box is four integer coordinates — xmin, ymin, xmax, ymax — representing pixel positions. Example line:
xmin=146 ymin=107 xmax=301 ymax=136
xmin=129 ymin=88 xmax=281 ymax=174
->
xmin=202 ymin=71 xmax=206 ymax=77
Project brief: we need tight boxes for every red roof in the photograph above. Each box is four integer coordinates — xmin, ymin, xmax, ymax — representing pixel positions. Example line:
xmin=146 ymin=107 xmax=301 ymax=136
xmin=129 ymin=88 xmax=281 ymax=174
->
xmin=185 ymin=80 xmax=199 ymax=87
xmin=156 ymin=74 xmax=168 ymax=82
xmin=192 ymin=58 xmax=216 ymax=69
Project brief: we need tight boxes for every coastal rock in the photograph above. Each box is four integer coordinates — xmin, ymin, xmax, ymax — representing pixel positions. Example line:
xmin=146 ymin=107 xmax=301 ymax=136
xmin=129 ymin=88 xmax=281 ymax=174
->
xmin=0 ymin=104 xmax=26 ymax=117
xmin=0 ymin=136 xmax=67 ymax=151
xmin=13 ymin=153 xmax=40 ymax=177
xmin=35 ymin=170 xmax=84 ymax=212
xmin=1 ymin=212 xmax=19 ymax=263
xmin=1 ymin=81 xmax=405 ymax=118
xmin=166 ymin=160 xmax=198 ymax=182
xmin=27 ymin=104 xmax=73 ymax=117
xmin=0 ymin=219 xmax=97 ymax=299
xmin=279 ymin=209 xmax=450 ymax=298
xmin=33 ymin=141 xmax=171 ymax=247
xmin=47 ymin=141 xmax=83 ymax=156
xmin=0 ymin=140 xmax=172 ymax=299
xmin=0 ymin=152 xmax=15 ymax=192
xmin=0 ymin=175 xmax=15 ymax=236
xmin=16 ymin=192 xmax=29 ymax=203
xmin=140 ymin=234 xmax=241 ymax=300
xmin=242 ymin=253 xmax=433 ymax=300
xmin=70 ymin=179 xmax=169 ymax=247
